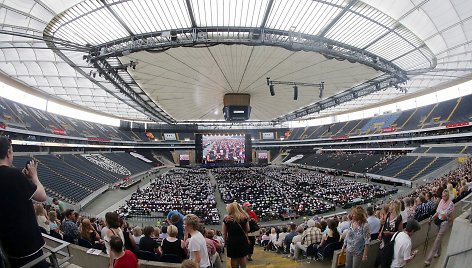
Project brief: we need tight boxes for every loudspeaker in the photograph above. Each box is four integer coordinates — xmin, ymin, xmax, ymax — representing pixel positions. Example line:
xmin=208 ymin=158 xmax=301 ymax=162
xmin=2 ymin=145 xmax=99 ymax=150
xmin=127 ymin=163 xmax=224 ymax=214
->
xmin=195 ymin=134 xmax=202 ymax=164
xmin=245 ymin=134 xmax=252 ymax=163
xmin=269 ymin=85 xmax=275 ymax=96
xmin=293 ymin=85 xmax=298 ymax=100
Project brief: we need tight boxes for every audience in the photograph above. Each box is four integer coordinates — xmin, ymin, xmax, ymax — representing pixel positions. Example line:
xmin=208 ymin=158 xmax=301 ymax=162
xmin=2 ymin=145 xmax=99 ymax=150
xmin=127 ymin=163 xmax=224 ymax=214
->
xmin=117 ymin=169 xmax=219 ymax=225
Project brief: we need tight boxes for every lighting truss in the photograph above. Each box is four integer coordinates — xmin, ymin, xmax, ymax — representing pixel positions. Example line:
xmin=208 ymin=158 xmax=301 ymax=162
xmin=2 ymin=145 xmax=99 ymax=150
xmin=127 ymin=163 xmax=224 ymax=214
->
xmin=272 ymin=75 xmax=407 ymax=123
xmin=266 ymin=77 xmax=325 ymax=99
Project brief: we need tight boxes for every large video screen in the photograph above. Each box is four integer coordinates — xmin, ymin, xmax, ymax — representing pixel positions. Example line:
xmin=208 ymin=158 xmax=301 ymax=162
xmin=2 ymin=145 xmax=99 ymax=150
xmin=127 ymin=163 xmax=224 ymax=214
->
xmin=202 ymin=135 xmax=246 ymax=164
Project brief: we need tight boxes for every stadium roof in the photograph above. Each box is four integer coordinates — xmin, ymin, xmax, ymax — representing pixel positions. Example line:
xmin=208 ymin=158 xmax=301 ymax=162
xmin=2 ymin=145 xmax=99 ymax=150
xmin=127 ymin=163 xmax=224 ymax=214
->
xmin=0 ymin=0 xmax=471 ymax=124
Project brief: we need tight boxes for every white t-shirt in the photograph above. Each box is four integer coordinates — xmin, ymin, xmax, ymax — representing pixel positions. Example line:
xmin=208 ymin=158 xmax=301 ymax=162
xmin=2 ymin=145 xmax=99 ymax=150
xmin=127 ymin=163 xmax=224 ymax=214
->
xmin=400 ymin=210 xmax=408 ymax=224
xmin=188 ymin=232 xmax=211 ymax=268
xmin=391 ymin=232 xmax=412 ymax=268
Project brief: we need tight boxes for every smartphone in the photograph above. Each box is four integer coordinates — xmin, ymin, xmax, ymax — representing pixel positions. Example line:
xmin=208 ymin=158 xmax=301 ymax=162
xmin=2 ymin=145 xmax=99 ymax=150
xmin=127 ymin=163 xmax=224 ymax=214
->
xmin=25 ymin=160 xmax=33 ymax=169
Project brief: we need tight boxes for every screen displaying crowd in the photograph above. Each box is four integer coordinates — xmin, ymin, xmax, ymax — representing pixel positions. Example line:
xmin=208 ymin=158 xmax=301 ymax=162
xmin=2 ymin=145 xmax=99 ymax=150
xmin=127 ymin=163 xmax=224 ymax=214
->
xmin=116 ymin=169 xmax=220 ymax=225
xmin=202 ymin=135 xmax=245 ymax=163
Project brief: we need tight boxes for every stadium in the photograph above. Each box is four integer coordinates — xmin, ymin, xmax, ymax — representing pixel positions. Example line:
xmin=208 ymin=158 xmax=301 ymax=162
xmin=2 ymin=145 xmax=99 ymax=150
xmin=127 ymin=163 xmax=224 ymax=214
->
xmin=0 ymin=0 xmax=471 ymax=267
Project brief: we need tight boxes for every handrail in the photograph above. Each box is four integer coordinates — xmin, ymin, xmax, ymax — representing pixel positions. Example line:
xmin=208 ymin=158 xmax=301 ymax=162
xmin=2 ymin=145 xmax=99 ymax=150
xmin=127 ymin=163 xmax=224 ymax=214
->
xmin=18 ymin=234 xmax=73 ymax=268
xmin=443 ymin=247 xmax=472 ymax=268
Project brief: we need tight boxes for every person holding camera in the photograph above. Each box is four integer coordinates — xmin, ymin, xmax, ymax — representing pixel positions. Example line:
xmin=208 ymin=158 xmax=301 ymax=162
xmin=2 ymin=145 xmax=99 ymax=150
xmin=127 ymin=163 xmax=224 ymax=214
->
xmin=0 ymin=136 xmax=48 ymax=267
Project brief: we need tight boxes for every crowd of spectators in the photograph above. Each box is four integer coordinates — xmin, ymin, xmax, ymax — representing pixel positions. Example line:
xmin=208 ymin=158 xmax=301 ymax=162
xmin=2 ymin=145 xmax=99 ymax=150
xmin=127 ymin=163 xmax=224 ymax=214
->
xmin=260 ymin=166 xmax=392 ymax=207
xmin=214 ymin=167 xmax=335 ymax=221
xmin=116 ymin=168 xmax=220 ymax=225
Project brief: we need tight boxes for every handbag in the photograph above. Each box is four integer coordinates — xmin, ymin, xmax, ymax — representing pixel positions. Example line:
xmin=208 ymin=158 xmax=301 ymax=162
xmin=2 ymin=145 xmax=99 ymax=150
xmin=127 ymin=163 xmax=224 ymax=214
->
xmin=434 ymin=217 xmax=445 ymax=226
xmin=249 ymin=219 xmax=260 ymax=232
xmin=337 ymin=251 xmax=346 ymax=266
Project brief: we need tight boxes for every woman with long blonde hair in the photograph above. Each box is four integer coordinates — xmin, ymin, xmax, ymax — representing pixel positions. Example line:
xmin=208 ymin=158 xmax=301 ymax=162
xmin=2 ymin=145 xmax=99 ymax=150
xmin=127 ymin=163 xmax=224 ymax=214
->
xmin=222 ymin=202 xmax=250 ymax=268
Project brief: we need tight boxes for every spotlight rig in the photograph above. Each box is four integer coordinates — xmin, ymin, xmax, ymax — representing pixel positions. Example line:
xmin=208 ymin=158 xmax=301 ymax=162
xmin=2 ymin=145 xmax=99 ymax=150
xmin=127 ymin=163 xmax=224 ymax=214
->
xmin=266 ymin=77 xmax=324 ymax=100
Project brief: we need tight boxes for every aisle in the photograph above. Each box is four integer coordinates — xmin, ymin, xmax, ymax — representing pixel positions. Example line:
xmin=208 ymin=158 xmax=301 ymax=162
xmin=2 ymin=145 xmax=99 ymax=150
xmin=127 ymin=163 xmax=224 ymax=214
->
xmin=208 ymin=170 xmax=228 ymax=225
xmin=224 ymin=247 xmax=331 ymax=268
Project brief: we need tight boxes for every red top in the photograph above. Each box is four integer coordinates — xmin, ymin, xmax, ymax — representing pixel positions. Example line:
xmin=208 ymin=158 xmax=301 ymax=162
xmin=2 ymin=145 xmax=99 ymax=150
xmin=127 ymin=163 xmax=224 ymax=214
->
xmin=248 ymin=210 xmax=259 ymax=222
xmin=114 ymin=250 xmax=138 ymax=268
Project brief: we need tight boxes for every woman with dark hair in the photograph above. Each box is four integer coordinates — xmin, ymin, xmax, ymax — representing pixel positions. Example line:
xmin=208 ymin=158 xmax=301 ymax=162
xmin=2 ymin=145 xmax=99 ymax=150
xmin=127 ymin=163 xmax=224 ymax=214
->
xmin=120 ymin=219 xmax=137 ymax=253
xmin=424 ymin=189 xmax=454 ymax=266
xmin=139 ymin=226 xmax=160 ymax=254
xmin=314 ymin=219 xmax=340 ymax=259
xmin=223 ymin=202 xmax=250 ymax=268
xmin=340 ymin=206 xmax=370 ymax=268
xmin=104 ymin=212 xmax=124 ymax=255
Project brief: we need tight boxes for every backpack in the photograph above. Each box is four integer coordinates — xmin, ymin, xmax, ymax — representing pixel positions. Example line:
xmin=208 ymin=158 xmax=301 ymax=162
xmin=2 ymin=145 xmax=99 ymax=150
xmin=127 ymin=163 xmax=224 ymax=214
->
xmin=377 ymin=231 xmax=400 ymax=268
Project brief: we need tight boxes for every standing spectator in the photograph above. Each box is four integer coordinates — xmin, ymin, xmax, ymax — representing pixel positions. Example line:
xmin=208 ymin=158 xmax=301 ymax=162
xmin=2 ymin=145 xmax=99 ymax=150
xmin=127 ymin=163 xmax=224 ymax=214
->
xmin=243 ymin=201 xmax=259 ymax=261
xmin=0 ymin=137 xmax=47 ymax=268
xmin=168 ymin=210 xmax=185 ymax=240
xmin=366 ymin=206 xmax=381 ymax=240
xmin=104 ymin=212 xmax=124 ymax=255
xmin=51 ymin=198 xmax=66 ymax=220
xmin=109 ymin=236 xmax=138 ymax=268
xmin=391 ymin=219 xmax=421 ymax=268
xmin=340 ymin=206 xmax=370 ymax=268
xmin=222 ymin=202 xmax=250 ymax=268
xmin=62 ymin=209 xmax=79 ymax=242
xmin=379 ymin=200 xmax=403 ymax=246
xmin=184 ymin=214 xmax=210 ymax=268
xmin=424 ymin=190 xmax=454 ymax=266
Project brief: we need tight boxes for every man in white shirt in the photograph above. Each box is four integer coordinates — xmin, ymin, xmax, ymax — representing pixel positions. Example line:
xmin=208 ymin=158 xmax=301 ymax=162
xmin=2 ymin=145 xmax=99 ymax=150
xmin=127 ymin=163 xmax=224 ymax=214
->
xmin=367 ymin=206 xmax=381 ymax=240
xmin=184 ymin=214 xmax=211 ymax=268
xmin=391 ymin=219 xmax=421 ymax=268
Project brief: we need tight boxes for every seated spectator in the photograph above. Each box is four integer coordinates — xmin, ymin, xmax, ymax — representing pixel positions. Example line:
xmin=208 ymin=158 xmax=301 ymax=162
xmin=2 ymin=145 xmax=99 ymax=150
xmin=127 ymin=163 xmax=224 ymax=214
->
xmin=294 ymin=219 xmax=322 ymax=260
xmin=35 ymin=204 xmax=50 ymax=234
xmin=139 ymin=226 xmax=160 ymax=254
xmin=80 ymin=218 xmax=103 ymax=248
xmin=284 ymin=224 xmax=298 ymax=254
xmin=289 ymin=226 xmax=304 ymax=259
xmin=48 ymin=210 xmax=61 ymax=235
xmin=62 ymin=209 xmax=79 ymax=241
xmin=275 ymin=226 xmax=288 ymax=251
xmin=160 ymin=226 xmax=169 ymax=240
xmin=159 ymin=225 xmax=186 ymax=261
xmin=132 ymin=226 xmax=143 ymax=246
xmin=109 ymin=236 xmax=138 ymax=268
xmin=315 ymin=219 xmax=340 ymax=259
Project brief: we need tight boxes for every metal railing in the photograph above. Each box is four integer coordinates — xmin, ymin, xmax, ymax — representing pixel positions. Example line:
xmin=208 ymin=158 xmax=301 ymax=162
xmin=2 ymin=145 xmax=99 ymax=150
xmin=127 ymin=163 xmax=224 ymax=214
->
xmin=19 ymin=234 xmax=73 ymax=268
xmin=443 ymin=247 xmax=472 ymax=268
